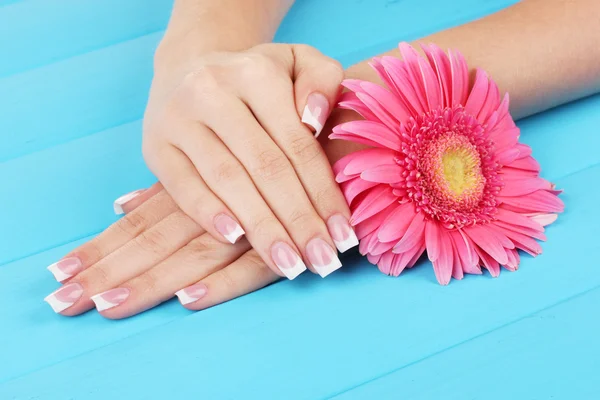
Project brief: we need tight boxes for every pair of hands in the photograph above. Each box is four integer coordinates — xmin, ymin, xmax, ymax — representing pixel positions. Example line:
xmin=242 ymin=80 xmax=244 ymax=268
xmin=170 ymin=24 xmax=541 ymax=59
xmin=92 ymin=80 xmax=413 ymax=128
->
xmin=44 ymin=43 xmax=361 ymax=317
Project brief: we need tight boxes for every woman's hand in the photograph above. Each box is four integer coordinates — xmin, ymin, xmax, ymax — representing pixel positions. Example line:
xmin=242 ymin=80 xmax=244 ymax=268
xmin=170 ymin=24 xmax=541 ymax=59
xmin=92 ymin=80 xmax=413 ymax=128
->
xmin=45 ymin=184 xmax=280 ymax=317
xmin=144 ymin=43 xmax=357 ymax=280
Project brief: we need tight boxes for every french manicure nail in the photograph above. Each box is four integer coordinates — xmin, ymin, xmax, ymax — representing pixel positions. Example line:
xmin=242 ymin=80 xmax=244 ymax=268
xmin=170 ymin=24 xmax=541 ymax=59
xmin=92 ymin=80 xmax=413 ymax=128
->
xmin=175 ymin=283 xmax=208 ymax=305
xmin=214 ymin=214 xmax=245 ymax=244
xmin=90 ymin=288 xmax=130 ymax=311
xmin=271 ymin=242 xmax=307 ymax=280
xmin=302 ymin=92 xmax=330 ymax=138
xmin=44 ymin=283 xmax=83 ymax=313
xmin=47 ymin=256 xmax=83 ymax=282
xmin=113 ymin=189 xmax=144 ymax=215
xmin=306 ymin=238 xmax=342 ymax=278
xmin=327 ymin=214 xmax=359 ymax=253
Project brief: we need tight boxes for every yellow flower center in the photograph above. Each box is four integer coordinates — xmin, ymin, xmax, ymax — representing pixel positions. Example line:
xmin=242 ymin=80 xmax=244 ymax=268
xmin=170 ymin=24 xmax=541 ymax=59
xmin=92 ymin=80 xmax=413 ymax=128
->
xmin=442 ymin=146 xmax=481 ymax=197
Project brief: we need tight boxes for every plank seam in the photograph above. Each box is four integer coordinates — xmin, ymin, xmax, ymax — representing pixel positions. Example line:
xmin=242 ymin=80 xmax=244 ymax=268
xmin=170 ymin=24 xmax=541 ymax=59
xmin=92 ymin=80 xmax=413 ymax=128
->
xmin=325 ymin=283 xmax=600 ymax=399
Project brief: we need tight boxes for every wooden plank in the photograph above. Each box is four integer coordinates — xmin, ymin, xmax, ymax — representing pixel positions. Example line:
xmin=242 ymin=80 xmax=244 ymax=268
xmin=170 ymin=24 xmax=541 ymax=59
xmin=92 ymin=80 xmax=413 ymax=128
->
xmin=333 ymin=287 xmax=600 ymax=400
xmin=0 ymin=163 xmax=597 ymax=399
xmin=0 ymin=0 xmax=173 ymax=78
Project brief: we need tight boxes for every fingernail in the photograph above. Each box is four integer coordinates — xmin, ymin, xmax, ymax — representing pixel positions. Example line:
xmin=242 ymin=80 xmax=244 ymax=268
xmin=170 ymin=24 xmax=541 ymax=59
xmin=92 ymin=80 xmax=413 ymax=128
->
xmin=47 ymin=256 xmax=83 ymax=282
xmin=271 ymin=242 xmax=307 ymax=280
xmin=214 ymin=213 xmax=245 ymax=244
xmin=113 ymin=189 xmax=144 ymax=215
xmin=175 ymin=283 xmax=208 ymax=305
xmin=306 ymin=238 xmax=342 ymax=278
xmin=302 ymin=92 xmax=330 ymax=138
xmin=44 ymin=282 xmax=83 ymax=313
xmin=90 ymin=288 xmax=130 ymax=311
xmin=327 ymin=214 xmax=359 ymax=253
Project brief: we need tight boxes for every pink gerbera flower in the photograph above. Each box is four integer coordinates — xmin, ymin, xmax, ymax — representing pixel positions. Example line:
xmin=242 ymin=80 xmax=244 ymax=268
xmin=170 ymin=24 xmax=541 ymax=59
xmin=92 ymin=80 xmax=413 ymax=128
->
xmin=332 ymin=42 xmax=564 ymax=284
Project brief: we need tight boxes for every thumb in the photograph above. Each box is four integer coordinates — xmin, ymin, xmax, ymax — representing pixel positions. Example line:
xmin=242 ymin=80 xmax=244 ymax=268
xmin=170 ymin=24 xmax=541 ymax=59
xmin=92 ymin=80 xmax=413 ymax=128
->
xmin=291 ymin=44 xmax=344 ymax=138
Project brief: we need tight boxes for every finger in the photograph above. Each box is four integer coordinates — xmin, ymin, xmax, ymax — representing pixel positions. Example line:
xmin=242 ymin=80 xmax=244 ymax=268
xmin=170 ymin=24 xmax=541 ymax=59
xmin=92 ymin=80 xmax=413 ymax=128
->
xmin=178 ymin=249 xmax=279 ymax=311
xmin=294 ymin=46 xmax=344 ymax=137
xmin=115 ymin=182 xmax=164 ymax=215
xmin=238 ymin=51 xmax=358 ymax=259
xmin=91 ymin=234 xmax=252 ymax=319
xmin=46 ymin=189 xmax=178 ymax=282
xmin=174 ymin=120 xmax=305 ymax=280
xmin=44 ymin=211 xmax=202 ymax=316
xmin=147 ymin=143 xmax=246 ymax=245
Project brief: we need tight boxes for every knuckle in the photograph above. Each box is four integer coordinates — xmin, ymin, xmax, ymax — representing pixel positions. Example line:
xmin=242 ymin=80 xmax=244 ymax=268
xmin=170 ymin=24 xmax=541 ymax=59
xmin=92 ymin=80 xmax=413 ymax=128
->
xmin=288 ymin=134 xmax=322 ymax=166
xmin=249 ymin=215 xmax=278 ymax=238
xmin=287 ymin=209 xmax=315 ymax=229
xmin=242 ymin=52 xmax=275 ymax=75
xmin=321 ymin=59 xmax=344 ymax=83
xmin=134 ymin=228 xmax=170 ymax=255
xmin=134 ymin=270 xmax=159 ymax=295
xmin=212 ymin=160 xmax=244 ymax=184
xmin=252 ymin=150 xmax=290 ymax=181
xmin=113 ymin=211 xmax=148 ymax=237
xmin=215 ymin=268 xmax=237 ymax=290
xmin=78 ymin=265 xmax=110 ymax=291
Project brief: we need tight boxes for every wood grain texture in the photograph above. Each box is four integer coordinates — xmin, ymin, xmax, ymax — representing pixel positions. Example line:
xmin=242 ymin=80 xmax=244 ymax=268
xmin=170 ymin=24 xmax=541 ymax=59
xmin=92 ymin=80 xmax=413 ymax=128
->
xmin=2 ymin=0 xmax=599 ymax=399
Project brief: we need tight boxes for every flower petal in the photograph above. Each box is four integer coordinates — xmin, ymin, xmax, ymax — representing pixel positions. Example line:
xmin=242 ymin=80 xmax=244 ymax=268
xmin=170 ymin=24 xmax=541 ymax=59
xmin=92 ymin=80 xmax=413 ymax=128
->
xmin=432 ymin=229 xmax=453 ymax=285
xmin=361 ymin=164 xmax=405 ymax=184
xmin=355 ymin=202 xmax=398 ymax=240
xmin=331 ymin=121 xmax=401 ymax=151
xmin=351 ymin=186 xmax=398 ymax=226
xmin=343 ymin=148 xmax=398 ymax=176
xmin=425 ymin=220 xmax=441 ymax=262
xmin=463 ymin=225 xmax=509 ymax=265
xmin=378 ymin=202 xmax=415 ymax=242
xmin=499 ymin=190 xmax=564 ymax=213
xmin=340 ymin=177 xmax=379 ymax=205
xmin=392 ymin=212 xmax=426 ymax=254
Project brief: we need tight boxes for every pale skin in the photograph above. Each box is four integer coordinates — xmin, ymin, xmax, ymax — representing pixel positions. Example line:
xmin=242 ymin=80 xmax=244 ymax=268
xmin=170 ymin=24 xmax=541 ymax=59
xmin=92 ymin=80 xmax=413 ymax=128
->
xmin=47 ymin=0 xmax=600 ymax=318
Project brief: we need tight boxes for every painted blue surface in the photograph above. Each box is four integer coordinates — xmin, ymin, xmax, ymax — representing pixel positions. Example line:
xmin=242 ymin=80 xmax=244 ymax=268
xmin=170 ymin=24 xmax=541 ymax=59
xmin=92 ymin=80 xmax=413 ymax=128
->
xmin=1 ymin=0 xmax=598 ymax=399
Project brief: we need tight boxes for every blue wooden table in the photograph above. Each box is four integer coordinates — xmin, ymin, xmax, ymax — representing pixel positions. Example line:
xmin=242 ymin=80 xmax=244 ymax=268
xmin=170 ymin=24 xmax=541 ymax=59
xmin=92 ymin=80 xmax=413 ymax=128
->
xmin=1 ymin=1 xmax=599 ymax=399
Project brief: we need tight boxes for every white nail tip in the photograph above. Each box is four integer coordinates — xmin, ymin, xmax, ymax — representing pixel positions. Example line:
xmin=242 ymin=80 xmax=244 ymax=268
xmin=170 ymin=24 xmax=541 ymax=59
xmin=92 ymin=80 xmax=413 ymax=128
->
xmin=314 ymin=256 xmax=343 ymax=278
xmin=302 ymin=106 xmax=324 ymax=138
xmin=90 ymin=294 xmax=119 ymax=312
xmin=279 ymin=259 xmax=308 ymax=280
xmin=175 ymin=289 xmax=198 ymax=305
xmin=44 ymin=294 xmax=75 ymax=313
xmin=113 ymin=190 xmax=143 ymax=215
xmin=223 ymin=225 xmax=245 ymax=244
xmin=46 ymin=263 xmax=72 ymax=282
xmin=334 ymin=231 xmax=360 ymax=253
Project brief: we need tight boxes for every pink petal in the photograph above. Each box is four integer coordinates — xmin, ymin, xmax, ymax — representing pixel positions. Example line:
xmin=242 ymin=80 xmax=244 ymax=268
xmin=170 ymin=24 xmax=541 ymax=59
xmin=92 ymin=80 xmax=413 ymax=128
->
xmin=500 ymin=177 xmax=552 ymax=197
xmin=377 ymin=202 xmax=416 ymax=242
xmin=376 ymin=251 xmax=395 ymax=275
xmin=499 ymin=190 xmax=564 ymax=213
xmin=504 ymin=248 xmax=520 ymax=272
xmin=495 ymin=208 xmax=545 ymax=232
xmin=340 ymin=177 xmax=379 ymax=205
xmin=333 ymin=153 xmax=361 ymax=183
xmin=380 ymin=56 xmax=424 ymax=115
xmin=338 ymin=92 xmax=379 ymax=122
xmin=425 ymin=220 xmax=441 ymax=262
xmin=355 ymin=202 xmax=398 ymax=240
xmin=477 ymin=78 xmax=500 ymax=124
xmin=331 ymin=121 xmax=401 ymax=151
xmin=450 ymin=230 xmax=477 ymax=273
xmin=492 ymin=226 xmax=543 ymax=256
xmin=421 ymin=43 xmax=450 ymax=108
xmin=417 ymin=55 xmax=442 ymax=111
xmin=507 ymin=156 xmax=541 ymax=172
xmin=464 ymin=69 xmax=489 ymax=119
xmin=359 ymin=81 xmax=412 ymax=124
xmin=451 ymin=240 xmax=465 ymax=280
xmin=463 ymin=225 xmax=509 ymax=265
xmin=493 ymin=221 xmax=547 ymax=241
xmin=392 ymin=212 xmax=426 ymax=254
xmin=495 ymin=147 xmax=521 ymax=166
xmin=356 ymin=91 xmax=401 ymax=131
xmin=528 ymin=213 xmax=558 ymax=227
xmin=432 ymin=229 xmax=453 ymax=285
xmin=398 ymin=43 xmax=429 ymax=112
xmin=367 ymin=253 xmax=381 ymax=265
xmin=344 ymin=148 xmax=398 ymax=176
xmin=407 ymin=244 xmax=426 ymax=268
xmin=351 ymin=186 xmax=398 ymax=226
xmin=449 ymin=49 xmax=469 ymax=106
xmin=361 ymin=164 xmax=404 ymax=184
xmin=474 ymin=246 xmax=501 ymax=277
